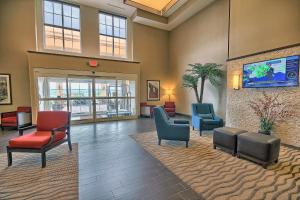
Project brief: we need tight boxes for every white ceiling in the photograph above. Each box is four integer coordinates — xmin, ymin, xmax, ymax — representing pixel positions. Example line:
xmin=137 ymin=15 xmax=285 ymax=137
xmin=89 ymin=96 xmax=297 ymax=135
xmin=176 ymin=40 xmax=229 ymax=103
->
xmin=70 ymin=0 xmax=216 ymax=31
xmin=72 ymin=0 xmax=136 ymax=17
xmin=134 ymin=0 xmax=216 ymax=30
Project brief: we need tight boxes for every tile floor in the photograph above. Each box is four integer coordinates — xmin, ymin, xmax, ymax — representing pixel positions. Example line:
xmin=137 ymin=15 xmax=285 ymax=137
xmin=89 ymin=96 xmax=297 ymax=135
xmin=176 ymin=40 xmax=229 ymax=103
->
xmin=0 ymin=117 xmax=202 ymax=200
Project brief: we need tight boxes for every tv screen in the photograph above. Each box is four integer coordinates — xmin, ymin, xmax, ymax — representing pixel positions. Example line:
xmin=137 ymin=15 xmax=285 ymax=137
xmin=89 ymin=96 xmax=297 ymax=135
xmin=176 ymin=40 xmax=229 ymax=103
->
xmin=243 ymin=55 xmax=299 ymax=88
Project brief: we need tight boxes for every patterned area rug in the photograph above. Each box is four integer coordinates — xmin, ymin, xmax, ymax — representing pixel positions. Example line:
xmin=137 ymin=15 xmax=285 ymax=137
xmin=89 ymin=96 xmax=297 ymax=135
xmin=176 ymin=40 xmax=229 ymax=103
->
xmin=131 ymin=131 xmax=300 ymax=200
xmin=0 ymin=144 xmax=78 ymax=200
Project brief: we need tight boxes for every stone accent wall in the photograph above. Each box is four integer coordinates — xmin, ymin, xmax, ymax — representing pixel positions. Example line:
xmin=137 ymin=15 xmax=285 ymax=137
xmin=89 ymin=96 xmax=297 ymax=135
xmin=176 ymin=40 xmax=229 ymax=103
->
xmin=226 ymin=45 xmax=300 ymax=147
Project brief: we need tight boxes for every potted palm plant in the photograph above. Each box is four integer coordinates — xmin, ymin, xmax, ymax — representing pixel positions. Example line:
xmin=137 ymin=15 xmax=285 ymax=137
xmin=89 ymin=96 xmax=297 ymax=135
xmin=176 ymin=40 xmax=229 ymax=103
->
xmin=182 ymin=63 xmax=224 ymax=103
xmin=249 ymin=92 xmax=294 ymax=135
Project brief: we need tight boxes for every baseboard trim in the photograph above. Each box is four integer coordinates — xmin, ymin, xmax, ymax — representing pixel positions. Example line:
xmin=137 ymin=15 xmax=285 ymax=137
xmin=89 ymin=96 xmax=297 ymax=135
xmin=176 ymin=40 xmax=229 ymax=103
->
xmin=175 ymin=113 xmax=191 ymax=117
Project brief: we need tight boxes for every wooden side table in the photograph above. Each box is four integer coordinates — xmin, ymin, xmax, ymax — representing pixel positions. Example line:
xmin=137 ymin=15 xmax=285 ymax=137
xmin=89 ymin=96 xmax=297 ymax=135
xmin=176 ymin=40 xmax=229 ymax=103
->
xmin=140 ymin=103 xmax=157 ymax=118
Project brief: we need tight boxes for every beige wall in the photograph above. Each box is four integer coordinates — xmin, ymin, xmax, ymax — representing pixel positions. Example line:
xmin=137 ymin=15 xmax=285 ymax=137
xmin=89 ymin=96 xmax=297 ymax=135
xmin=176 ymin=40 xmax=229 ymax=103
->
xmin=133 ymin=23 xmax=170 ymax=104
xmin=0 ymin=0 xmax=169 ymax=117
xmin=169 ymin=0 xmax=229 ymax=118
xmin=229 ymin=0 xmax=300 ymax=59
xmin=0 ymin=0 xmax=36 ymax=112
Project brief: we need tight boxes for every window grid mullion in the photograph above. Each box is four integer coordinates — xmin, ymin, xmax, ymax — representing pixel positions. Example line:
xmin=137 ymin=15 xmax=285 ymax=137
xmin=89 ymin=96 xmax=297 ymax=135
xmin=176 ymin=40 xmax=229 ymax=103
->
xmin=43 ymin=0 xmax=80 ymax=52
xmin=99 ymin=33 xmax=126 ymax=40
xmin=52 ymin=2 xmax=56 ymax=47
xmin=72 ymin=30 xmax=74 ymax=50
xmin=44 ymin=23 xmax=79 ymax=31
xmin=112 ymin=15 xmax=115 ymax=57
xmin=99 ymin=12 xmax=127 ymax=58
xmin=61 ymin=2 xmax=65 ymax=50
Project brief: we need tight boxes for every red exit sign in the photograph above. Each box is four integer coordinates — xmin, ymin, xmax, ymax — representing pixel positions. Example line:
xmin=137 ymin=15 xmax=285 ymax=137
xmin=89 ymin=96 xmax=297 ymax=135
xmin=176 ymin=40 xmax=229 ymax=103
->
xmin=88 ymin=60 xmax=98 ymax=67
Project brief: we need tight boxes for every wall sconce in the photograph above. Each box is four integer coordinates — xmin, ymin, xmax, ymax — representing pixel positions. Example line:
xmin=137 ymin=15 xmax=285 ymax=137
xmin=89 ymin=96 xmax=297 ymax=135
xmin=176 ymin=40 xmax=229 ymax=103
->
xmin=166 ymin=89 xmax=173 ymax=101
xmin=233 ymin=74 xmax=240 ymax=90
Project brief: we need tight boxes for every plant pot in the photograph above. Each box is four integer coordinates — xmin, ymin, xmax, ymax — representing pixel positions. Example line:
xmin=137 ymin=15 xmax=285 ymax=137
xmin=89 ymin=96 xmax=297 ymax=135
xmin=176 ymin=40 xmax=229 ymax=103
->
xmin=258 ymin=130 xmax=271 ymax=135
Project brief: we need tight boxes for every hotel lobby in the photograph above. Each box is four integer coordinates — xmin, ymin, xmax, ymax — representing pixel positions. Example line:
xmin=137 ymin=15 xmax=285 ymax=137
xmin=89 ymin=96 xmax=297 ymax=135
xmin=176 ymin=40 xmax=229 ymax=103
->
xmin=0 ymin=0 xmax=300 ymax=199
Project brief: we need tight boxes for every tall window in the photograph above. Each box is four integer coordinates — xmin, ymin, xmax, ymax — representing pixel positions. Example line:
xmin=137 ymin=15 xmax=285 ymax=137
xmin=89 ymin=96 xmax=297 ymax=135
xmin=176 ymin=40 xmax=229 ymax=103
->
xmin=99 ymin=12 xmax=127 ymax=58
xmin=43 ymin=0 xmax=81 ymax=52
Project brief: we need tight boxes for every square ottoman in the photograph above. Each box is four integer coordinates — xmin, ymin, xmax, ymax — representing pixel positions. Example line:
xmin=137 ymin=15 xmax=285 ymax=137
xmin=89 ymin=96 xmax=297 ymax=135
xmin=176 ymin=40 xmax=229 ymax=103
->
xmin=237 ymin=132 xmax=280 ymax=168
xmin=213 ymin=127 xmax=248 ymax=156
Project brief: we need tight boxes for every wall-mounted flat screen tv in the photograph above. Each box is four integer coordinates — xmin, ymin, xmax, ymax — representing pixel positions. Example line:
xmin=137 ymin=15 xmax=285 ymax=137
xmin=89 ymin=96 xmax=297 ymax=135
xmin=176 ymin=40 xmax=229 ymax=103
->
xmin=243 ymin=55 xmax=299 ymax=88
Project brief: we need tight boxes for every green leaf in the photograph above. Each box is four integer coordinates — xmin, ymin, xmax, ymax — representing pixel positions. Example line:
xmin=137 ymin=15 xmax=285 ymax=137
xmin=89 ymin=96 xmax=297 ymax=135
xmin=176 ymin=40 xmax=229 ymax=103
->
xmin=182 ymin=74 xmax=198 ymax=88
xmin=182 ymin=62 xmax=224 ymax=103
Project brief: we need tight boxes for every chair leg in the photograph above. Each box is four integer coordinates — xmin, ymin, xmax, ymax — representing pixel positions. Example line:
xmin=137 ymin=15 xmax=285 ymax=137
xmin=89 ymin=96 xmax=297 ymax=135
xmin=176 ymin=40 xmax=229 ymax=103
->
xmin=68 ymin=136 xmax=72 ymax=151
xmin=192 ymin=126 xmax=194 ymax=130
xmin=158 ymin=139 xmax=161 ymax=145
xmin=186 ymin=141 xmax=188 ymax=148
xmin=199 ymin=129 xmax=202 ymax=136
xmin=7 ymin=151 xmax=12 ymax=167
xmin=41 ymin=152 xmax=46 ymax=168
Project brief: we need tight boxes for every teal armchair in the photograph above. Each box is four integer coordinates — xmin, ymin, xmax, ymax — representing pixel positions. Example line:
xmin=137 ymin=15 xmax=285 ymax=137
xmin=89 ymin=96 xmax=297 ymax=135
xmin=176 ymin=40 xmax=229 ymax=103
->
xmin=153 ymin=107 xmax=190 ymax=148
xmin=192 ymin=103 xmax=224 ymax=136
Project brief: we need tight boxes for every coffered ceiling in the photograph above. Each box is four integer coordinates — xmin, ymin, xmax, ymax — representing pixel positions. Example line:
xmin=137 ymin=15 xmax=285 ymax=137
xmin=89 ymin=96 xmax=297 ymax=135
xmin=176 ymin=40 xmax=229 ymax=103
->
xmin=71 ymin=0 xmax=216 ymax=30
xmin=72 ymin=0 xmax=136 ymax=17
xmin=124 ymin=0 xmax=179 ymax=16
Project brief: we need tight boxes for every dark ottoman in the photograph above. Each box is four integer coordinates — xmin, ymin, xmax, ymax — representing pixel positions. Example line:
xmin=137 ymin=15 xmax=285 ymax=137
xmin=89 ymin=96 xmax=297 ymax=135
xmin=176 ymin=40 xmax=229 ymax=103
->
xmin=237 ymin=132 xmax=280 ymax=168
xmin=213 ymin=127 xmax=248 ymax=156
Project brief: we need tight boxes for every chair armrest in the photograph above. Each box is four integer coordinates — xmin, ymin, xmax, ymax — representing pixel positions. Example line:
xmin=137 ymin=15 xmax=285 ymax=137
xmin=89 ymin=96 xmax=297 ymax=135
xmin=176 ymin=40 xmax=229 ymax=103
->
xmin=18 ymin=125 xmax=37 ymax=136
xmin=214 ymin=116 xmax=224 ymax=126
xmin=173 ymin=119 xmax=190 ymax=124
xmin=168 ymin=124 xmax=190 ymax=140
xmin=191 ymin=115 xmax=203 ymax=129
xmin=192 ymin=114 xmax=204 ymax=122
xmin=170 ymin=123 xmax=189 ymax=129
xmin=51 ymin=125 xmax=69 ymax=135
xmin=1 ymin=111 xmax=17 ymax=118
xmin=43 ymin=125 xmax=69 ymax=147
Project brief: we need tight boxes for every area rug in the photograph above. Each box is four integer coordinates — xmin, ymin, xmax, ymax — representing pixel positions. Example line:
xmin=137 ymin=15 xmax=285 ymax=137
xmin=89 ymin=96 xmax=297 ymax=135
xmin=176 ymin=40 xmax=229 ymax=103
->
xmin=0 ymin=144 xmax=78 ymax=200
xmin=131 ymin=131 xmax=300 ymax=200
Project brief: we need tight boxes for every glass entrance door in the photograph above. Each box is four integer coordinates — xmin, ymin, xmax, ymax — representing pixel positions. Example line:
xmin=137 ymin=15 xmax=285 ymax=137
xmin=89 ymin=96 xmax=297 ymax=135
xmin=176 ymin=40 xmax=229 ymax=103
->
xmin=94 ymin=78 xmax=136 ymax=120
xmin=68 ymin=77 xmax=94 ymax=121
xmin=37 ymin=74 xmax=137 ymax=123
xmin=94 ymin=79 xmax=117 ymax=119
xmin=116 ymin=79 xmax=136 ymax=118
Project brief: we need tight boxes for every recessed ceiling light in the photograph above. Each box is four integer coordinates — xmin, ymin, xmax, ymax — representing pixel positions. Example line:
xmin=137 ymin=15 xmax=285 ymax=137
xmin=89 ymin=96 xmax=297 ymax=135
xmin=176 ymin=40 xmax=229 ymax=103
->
xmin=124 ymin=0 xmax=178 ymax=16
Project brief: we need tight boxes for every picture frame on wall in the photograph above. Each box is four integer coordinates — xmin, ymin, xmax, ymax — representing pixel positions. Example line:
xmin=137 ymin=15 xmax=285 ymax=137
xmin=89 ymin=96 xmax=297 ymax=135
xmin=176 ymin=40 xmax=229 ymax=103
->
xmin=147 ymin=80 xmax=160 ymax=101
xmin=0 ymin=74 xmax=12 ymax=105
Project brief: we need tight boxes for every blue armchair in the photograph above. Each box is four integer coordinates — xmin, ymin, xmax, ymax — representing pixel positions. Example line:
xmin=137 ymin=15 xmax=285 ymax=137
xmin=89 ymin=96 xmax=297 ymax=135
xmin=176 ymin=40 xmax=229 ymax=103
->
xmin=191 ymin=103 xmax=224 ymax=136
xmin=153 ymin=107 xmax=190 ymax=148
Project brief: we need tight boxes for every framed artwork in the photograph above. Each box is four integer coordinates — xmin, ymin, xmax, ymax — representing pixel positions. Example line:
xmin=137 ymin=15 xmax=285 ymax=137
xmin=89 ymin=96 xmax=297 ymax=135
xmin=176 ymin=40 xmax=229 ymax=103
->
xmin=0 ymin=74 xmax=12 ymax=105
xmin=147 ymin=80 xmax=160 ymax=101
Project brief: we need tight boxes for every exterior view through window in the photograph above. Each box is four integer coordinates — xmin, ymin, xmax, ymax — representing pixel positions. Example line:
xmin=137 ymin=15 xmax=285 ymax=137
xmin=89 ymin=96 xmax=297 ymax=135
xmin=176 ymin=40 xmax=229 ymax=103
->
xmin=37 ymin=76 xmax=136 ymax=122
xmin=99 ymin=12 xmax=127 ymax=58
xmin=43 ymin=0 xmax=81 ymax=52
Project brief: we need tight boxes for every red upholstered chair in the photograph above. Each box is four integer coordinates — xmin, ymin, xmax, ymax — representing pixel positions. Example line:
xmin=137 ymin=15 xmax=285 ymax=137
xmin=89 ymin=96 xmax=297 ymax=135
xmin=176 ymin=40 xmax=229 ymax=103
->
xmin=1 ymin=107 xmax=32 ymax=130
xmin=7 ymin=111 xmax=72 ymax=168
xmin=164 ymin=101 xmax=176 ymax=117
